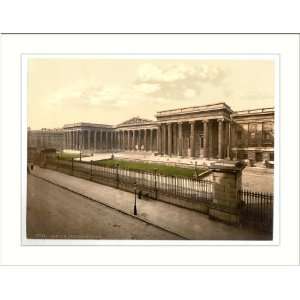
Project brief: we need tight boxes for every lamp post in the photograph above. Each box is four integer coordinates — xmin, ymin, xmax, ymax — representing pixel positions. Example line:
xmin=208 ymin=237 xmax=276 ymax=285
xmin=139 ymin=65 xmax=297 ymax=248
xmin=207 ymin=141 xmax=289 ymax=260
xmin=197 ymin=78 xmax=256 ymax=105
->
xmin=79 ymin=132 xmax=82 ymax=162
xmin=134 ymin=183 xmax=137 ymax=215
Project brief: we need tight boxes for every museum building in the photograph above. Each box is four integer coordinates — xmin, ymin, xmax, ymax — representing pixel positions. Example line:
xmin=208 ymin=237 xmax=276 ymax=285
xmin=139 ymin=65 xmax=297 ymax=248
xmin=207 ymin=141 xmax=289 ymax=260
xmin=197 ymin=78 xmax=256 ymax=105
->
xmin=59 ymin=102 xmax=274 ymax=162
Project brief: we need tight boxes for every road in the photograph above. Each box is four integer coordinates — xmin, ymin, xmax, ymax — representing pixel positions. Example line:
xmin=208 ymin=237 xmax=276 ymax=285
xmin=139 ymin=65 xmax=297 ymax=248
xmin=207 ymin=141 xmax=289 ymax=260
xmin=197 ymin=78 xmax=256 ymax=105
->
xmin=27 ymin=175 xmax=182 ymax=240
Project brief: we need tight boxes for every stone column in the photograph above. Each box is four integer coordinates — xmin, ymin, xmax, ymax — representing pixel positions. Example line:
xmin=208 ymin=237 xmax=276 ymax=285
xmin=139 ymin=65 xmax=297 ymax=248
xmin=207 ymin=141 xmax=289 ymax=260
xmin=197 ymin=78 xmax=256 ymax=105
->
xmin=74 ymin=131 xmax=77 ymax=150
xmin=208 ymin=121 xmax=213 ymax=159
xmin=99 ymin=130 xmax=102 ymax=151
xmin=190 ymin=121 xmax=195 ymax=157
xmin=73 ymin=131 xmax=75 ymax=150
xmin=137 ymin=130 xmax=141 ymax=150
xmin=143 ymin=129 xmax=147 ymax=151
xmin=81 ymin=131 xmax=84 ymax=150
xmin=203 ymin=120 xmax=209 ymax=158
xmin=122 ymin=130 xmax=125 ymax=150
xmin=110 ymin=131 xmax=113 ymax=150
xmin=69 ymin=131 xmax=72 ymax=149
xmin=150 ymin=129 xmax=153 ymax=152
xmin=178 ymin=122 xmax=183 ymax=156
xmin=79 ymin=131 xmax=82 ymax=150
xmin=132 ymin=130 xmax=136 ymax=151
xmin=73 ymin=131 xmax=76 ymax=149
xmin=94 ymin=130 xmax=97 ymax=152
xmin=87 ymin=129 xmax=90 ymax=150
xmin=126 ymin=130 xmax=129 ymax=150
xmin=77 ymin=131 xmax=80 ymax=150
xmin=73 ymin=132 xmax=75 ymax=150
xmin=104 ymin=130 xmax=108 ymax=151
xmin=162 ymin=124 xmax=166 ymax=155
xmin=70 ymin=131 xmax=73 ymax=149
xmin=63 ymin=132 xmax=66 ymax=149
xmin=172 ymin=123 xmax=177 ymax=155
xmin=157 ymin=126 xmax=161 ymax=154
xmin=226 ymin=121 xmax=230 ymax=159
xmin=167 ymin=123 xmax=172 ymax=156
xmin=118 ymin=131 xmax=121 ymax=151
xmin=218 ymin=119 xmax=224 ymax=159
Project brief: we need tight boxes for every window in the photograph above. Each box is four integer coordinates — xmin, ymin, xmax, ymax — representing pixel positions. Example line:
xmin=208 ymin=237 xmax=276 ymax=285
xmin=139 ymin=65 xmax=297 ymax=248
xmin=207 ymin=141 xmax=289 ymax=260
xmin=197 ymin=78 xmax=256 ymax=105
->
xmin=263 ymin=122 xmax=274 ymax=145
xmin=248 ymin=123 xmax=257 ymax=146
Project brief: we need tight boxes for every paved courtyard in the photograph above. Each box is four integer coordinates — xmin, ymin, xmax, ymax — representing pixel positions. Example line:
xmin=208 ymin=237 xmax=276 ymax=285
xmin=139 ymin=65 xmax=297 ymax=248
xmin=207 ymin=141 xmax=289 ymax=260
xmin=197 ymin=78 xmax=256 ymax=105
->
xmin=242 ymin=167 xmax=274 ymax=193
xmin=28 ymin=166 xmax=272 ymax=240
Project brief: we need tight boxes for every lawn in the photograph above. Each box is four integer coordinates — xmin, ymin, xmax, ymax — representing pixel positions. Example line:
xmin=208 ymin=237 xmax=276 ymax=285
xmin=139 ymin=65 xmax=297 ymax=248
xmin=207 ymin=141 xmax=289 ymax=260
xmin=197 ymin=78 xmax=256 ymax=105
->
xmin=94 ymin=159 xmax=207 ymax=178
xmin=57 ymin=152 xmax=82 ymax=160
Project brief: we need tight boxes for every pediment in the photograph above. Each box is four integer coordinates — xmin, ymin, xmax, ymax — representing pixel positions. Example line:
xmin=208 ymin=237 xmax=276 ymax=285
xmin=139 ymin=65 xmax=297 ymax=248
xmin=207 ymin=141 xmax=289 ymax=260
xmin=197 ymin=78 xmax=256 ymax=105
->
xmin=119 ymin=117 xmax=154 ymax=126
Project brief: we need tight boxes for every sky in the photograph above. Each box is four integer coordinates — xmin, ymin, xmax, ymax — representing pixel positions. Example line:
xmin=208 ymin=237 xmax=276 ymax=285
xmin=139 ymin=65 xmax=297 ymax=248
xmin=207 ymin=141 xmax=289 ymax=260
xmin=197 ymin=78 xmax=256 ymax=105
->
xmin=28 ymin=58 xmax=274 ymax=129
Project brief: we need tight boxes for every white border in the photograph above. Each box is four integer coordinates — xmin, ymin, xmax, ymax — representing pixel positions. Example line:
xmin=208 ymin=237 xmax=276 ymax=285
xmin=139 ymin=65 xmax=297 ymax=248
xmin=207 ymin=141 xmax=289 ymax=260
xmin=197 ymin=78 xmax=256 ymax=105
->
xmin=0 ymin=34 xmax=298 ymax=265
xmin=21 ymin=53 xmax=280 ymax=246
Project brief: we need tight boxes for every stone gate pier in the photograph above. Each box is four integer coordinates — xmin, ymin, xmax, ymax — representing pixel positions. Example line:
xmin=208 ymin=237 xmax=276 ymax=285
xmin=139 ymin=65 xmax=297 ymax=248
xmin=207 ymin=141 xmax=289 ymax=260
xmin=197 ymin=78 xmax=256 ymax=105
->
xmin=207 ymin=160 xmax=246 ymax=225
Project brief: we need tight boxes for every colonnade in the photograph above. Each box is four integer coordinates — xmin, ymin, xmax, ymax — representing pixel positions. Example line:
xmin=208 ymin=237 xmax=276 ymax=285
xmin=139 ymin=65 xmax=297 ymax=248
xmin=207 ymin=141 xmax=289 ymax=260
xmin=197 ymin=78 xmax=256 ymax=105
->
xmin=64 ymin=127 xmax=158 ymax=153
xmin=117 ymin=128 xmax=158 ymax=152
xmin=63 ymin=119 xmax=230 ymax=159
xmin=156 ymin=119 xmax=230 ymax=159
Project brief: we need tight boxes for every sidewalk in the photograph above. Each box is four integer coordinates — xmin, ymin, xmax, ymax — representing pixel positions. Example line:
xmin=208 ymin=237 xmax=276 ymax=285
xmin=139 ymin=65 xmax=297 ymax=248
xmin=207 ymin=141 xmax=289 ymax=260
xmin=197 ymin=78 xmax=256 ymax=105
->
xmin=30 ymin=166 xmax=272 ymax=240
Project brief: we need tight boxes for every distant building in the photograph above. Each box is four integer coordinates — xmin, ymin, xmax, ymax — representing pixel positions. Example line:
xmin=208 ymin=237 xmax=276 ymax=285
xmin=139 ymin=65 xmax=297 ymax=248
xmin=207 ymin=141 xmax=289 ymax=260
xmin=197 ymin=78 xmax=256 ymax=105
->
xmin=28 ymin=128 xmax=64 ymax=151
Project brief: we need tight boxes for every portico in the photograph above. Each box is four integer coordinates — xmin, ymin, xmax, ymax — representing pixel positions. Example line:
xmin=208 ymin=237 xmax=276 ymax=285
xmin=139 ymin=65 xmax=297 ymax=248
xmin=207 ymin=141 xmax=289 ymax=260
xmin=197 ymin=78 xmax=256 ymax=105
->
xmin=116 ymin=117 xmax=158 ymax=152
xmin=155 ymin=103 xmax=233 ymax=159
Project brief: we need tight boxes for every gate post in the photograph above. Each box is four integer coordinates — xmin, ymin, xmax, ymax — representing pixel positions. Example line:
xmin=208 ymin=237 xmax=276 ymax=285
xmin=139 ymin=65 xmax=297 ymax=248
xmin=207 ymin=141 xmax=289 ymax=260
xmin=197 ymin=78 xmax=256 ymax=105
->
xmin=90 ymin=160 xmax=93 ymax=179
xmin=116 ymin=163 xmax=119 ymax=188
xmin=208 ymin=160 xmax=246 ymax=225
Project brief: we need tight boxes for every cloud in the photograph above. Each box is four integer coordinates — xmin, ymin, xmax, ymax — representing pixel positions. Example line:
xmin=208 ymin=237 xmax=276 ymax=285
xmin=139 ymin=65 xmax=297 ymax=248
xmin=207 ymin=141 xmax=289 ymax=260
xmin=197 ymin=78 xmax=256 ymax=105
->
xmin=135 ymin=63 xmax=225 ymax=99
xmin=239 ymin=90 xmax=274 ymax=101
xmin=183 ymin=88 xmax=196 ymax=99
xmin=133 ymin=82 xmax=161 ymax=94
xmin=47 ymin=81 xmax=128 ymax=108
xmin=46 ymin=63 xmax=227 ymax=110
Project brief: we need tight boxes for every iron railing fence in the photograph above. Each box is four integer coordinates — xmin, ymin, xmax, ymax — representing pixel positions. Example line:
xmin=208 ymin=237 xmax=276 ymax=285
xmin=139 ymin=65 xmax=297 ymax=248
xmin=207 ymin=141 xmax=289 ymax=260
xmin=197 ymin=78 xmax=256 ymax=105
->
xmin=44 ymin=158 xmax=214 ymax=204
xmin=239 ymin=189 xmax=273 ymax=232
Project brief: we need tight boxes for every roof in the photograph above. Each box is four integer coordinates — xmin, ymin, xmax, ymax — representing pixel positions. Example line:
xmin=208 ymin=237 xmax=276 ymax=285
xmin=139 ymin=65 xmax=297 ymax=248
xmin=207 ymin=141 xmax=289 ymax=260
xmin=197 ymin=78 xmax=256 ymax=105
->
xmin=156 ymin=102 xmax=233 ymax=118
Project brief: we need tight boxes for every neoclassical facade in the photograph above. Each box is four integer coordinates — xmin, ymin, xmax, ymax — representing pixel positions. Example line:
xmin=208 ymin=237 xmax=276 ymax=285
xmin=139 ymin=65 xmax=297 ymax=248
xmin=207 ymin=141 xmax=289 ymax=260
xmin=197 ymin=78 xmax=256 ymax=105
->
xmin=61 ymin=102 xmax=274 ymax=161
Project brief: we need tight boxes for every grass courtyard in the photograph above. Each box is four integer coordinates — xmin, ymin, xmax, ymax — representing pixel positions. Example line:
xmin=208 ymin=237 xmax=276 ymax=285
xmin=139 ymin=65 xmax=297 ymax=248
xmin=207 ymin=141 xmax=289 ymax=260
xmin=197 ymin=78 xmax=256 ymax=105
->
xmin=93 ymin=159 xmax=207 ymax=178
xmin=58 ymin=152 xmax=84 ymax=160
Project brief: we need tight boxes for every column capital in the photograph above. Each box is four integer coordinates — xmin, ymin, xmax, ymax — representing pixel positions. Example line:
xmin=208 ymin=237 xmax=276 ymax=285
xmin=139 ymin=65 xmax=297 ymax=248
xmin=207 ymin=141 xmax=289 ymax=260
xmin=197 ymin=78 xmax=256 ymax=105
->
xmin=189 ymin=120 xmax=196 ymax=124
xmin=218 ymin=118 xmax=225 ymax=123
xmin=202 ymin=119 xmax=209 ymax=123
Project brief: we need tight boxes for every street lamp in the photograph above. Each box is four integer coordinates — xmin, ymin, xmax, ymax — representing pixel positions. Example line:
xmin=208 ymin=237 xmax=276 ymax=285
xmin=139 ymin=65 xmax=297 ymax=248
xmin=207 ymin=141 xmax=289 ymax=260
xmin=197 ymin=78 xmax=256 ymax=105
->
xmin=134 ymin=182 xmax=137 ymax=215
